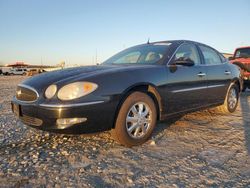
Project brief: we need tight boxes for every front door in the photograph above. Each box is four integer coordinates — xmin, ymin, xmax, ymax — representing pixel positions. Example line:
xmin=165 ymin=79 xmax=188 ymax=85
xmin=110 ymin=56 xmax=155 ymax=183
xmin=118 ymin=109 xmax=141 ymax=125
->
xmin=165 ymin=43 xmax=208 ymax=114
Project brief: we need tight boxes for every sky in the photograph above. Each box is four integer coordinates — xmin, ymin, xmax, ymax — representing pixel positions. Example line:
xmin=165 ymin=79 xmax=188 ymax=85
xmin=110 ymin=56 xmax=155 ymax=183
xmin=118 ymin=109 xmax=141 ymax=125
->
xmin=0 ymin=0 xmax=250 ymax=66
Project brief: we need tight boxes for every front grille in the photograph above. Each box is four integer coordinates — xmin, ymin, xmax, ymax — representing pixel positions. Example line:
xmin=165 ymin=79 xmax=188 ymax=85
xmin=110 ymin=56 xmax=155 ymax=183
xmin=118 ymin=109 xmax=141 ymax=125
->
xmin=16 ymin=85 xmax=38 ymax=102
xmin=20 ymin=115 xmax=43 ymax=126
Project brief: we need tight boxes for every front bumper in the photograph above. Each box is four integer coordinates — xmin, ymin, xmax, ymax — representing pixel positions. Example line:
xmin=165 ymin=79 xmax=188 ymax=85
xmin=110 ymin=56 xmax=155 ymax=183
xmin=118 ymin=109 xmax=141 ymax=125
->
xmin=11 ymin=97 xmax=117 ymax=134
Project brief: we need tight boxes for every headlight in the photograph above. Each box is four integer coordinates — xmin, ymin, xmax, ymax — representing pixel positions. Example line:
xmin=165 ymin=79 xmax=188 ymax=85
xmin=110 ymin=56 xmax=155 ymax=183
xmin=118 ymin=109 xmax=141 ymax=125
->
xmin=45 ymin=84 xmax=57 ymax=99
xmin=57 ymin=82 xmax=98 ymax=101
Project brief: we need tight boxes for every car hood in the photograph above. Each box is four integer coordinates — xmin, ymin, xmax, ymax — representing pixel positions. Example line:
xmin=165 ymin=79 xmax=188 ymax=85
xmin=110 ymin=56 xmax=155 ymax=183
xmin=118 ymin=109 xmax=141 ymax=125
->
xmin=230 ymin=58 xmax=250 ymax=64
xmin=21 ymin=64 xmax=157 ymax=92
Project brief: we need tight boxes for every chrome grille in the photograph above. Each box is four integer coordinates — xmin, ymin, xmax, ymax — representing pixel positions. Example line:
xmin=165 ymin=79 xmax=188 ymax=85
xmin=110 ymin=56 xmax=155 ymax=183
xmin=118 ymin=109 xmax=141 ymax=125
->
xmin=16 ymin=85 xmax=38 ymax=102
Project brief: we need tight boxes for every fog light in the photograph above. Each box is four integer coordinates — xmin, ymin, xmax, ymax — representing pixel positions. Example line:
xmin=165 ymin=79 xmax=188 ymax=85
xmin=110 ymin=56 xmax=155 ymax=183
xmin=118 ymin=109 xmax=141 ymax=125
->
xmin=56 ymin=118 xmax=87 ymax=129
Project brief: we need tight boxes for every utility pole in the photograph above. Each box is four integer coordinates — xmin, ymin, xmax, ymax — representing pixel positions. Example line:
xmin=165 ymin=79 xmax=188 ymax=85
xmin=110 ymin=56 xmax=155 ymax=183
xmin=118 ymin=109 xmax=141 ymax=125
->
xmin=41 ymin=57 xmax=43 ymax=66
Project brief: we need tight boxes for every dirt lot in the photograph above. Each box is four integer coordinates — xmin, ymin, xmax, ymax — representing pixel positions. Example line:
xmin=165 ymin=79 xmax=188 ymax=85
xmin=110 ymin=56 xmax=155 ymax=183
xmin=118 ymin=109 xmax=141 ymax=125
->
xmin=0 ymin=76 xmax=250 ymax=187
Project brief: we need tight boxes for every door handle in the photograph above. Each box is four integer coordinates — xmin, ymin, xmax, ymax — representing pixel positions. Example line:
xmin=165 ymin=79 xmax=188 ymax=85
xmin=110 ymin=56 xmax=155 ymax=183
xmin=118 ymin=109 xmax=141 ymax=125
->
xmin=197 ymin=72 xmax=206 ymax=77
xmin=224 ymin=71 xmax=231 ymax=75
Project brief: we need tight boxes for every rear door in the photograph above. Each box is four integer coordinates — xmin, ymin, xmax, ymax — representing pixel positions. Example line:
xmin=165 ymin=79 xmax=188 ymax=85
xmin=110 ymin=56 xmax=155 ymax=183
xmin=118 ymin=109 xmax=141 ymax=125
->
xmin=165 ymin=43 xmax=208 ymax=114
xmin=198 ymin=45 xmax=231 ymax=104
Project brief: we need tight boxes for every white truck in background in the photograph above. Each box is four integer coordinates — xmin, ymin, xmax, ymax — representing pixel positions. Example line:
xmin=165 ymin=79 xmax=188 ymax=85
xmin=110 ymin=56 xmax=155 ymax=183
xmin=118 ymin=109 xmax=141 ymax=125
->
xmin=0 ymin=67 xmax=12 ymax=75
xmin=10 ymin=68 xmax=27 ymax=75
xmin=0 ymin=67 xmax=27 ymax=75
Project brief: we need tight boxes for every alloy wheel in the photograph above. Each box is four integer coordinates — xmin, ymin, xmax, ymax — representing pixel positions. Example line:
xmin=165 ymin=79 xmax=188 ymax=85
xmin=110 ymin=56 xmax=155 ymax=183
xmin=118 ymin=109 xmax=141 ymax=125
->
xmin=126 ymin=102 xmax=152 ymax=139
xmin=228 ymin=87 xmax=238 ymax=110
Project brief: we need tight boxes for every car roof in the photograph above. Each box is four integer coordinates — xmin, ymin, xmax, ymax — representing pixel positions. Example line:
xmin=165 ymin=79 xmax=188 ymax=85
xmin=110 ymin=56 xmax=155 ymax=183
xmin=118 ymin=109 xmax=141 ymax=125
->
xmin=235 ymin=46 xmax=250 ymax=50
xmin=138 ymin=40 xmax=213 ymax=48
xmin=136 ymin=40 xmax=221 ymax=54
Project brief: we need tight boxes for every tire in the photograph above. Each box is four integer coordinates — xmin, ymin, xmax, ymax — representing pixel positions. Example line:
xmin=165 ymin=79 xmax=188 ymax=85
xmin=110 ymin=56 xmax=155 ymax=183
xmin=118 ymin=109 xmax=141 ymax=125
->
xmin=111 ymin=91 xmax=157 ymax=147
xmin=216 ymin=83 xmax=239 ymax=113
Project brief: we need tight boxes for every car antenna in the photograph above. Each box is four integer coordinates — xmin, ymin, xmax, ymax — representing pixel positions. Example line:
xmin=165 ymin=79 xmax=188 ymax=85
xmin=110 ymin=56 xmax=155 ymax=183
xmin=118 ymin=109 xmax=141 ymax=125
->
xmin=147 ymin=38 xmax=150 ymax=44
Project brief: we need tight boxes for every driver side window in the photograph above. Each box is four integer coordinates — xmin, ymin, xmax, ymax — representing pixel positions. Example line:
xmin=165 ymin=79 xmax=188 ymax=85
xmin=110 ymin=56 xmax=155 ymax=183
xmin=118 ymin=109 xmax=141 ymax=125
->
xmin=172 ymin=43 xmax=201 ymax=65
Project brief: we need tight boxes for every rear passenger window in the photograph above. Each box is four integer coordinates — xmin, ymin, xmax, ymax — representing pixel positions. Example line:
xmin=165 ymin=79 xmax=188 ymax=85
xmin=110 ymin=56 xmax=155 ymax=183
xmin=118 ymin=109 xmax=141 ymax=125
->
xmin=219 ymin=54 xmax=227 ymax=63
xmin=199 ymin=45 xmax=222 ymax=65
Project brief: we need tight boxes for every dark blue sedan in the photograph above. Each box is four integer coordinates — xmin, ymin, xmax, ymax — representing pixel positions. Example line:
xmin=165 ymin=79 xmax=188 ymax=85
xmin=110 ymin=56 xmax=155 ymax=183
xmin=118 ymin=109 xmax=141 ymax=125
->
xmin=11 ymin=40 xmax=242 ymax=146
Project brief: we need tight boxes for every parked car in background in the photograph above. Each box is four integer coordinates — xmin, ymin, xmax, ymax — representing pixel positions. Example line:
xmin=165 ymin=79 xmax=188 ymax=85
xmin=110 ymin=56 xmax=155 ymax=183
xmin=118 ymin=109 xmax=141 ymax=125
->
xmin=1 ymin=67 xmax=12 ymax=75
xmin=26 ymin=69 xmax=39 ymax=76
xmin=229 ymin=46 xmax=250 ymax=91
xmin=26 ymin=69 xmax=45 ymax=76
xmin=10 ymin=68 xmax=27 ymax=75
xmin=11 ymin=40 xmax=242 ymax=146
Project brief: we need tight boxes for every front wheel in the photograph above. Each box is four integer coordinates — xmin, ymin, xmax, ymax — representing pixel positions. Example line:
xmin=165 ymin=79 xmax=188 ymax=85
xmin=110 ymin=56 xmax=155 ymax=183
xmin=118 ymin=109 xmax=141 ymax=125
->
xmin=216 ymin=83 xmax=239 ymax=113
xmin=111 ymin=92 xmax=157 ymax=147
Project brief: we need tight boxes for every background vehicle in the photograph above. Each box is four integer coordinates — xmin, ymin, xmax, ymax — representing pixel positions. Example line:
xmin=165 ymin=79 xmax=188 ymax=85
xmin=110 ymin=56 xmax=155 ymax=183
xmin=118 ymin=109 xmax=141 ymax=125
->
xmin=1 ymin=67 xmax=12 ymax=75
xmin=26 ymin=69 xmax=45 ymax=76
xmin=10 ymin=68 xmax=27 ymax=75
xmin=12 ymin=40 xmax=241 ymax=147
xmin=229 ymin=46 xmax=250 ymax=91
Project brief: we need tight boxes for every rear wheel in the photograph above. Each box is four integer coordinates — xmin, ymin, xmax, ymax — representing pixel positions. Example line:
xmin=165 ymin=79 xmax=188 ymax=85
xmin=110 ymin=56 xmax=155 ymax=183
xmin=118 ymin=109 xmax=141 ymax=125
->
xmin=111 ymin=92 xmax=157 ymax=147
xmin=216 ymin=83 xmax=239 ymax=113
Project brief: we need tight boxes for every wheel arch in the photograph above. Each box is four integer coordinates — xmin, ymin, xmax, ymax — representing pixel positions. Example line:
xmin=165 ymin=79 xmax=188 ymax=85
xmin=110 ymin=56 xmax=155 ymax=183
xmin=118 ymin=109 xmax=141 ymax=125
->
xmin=232 ymin=77 xmax=242 ymax=92
xmin=112 ymin=83 xmax=163 ymax=128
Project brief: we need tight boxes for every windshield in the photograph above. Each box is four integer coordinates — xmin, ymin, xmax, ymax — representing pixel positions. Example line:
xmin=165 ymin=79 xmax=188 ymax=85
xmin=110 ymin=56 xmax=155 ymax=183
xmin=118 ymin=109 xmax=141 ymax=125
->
xmin=235 ymin=48 xmax=250 ymax=58
xmin=103 ymin=43 xmax=171 ymax=65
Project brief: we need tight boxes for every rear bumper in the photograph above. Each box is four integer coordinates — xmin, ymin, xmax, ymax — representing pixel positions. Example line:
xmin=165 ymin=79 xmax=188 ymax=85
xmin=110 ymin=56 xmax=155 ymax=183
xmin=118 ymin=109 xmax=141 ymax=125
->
xmin=11 ymin=97 xmax=117 ymax=134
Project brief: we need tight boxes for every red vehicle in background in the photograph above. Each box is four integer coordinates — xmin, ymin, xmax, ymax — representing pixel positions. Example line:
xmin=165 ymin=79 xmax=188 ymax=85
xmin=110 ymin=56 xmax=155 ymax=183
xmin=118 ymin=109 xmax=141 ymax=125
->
xmin=229 ymin=46 xmax=250 ymax=92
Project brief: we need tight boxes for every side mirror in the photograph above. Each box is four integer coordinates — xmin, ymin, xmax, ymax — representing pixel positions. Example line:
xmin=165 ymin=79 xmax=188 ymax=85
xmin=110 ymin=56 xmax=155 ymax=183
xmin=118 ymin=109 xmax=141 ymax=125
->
xmin=228 ymin=56 xmax=234 ymax=61
xmin=174 ymin=59 xmax=195 ymax=66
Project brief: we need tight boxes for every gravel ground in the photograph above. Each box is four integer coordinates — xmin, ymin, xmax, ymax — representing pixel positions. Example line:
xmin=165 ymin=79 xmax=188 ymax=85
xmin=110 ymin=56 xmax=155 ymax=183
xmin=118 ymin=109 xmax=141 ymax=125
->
xmin=0 ymin=76 xmax=250 ymax=187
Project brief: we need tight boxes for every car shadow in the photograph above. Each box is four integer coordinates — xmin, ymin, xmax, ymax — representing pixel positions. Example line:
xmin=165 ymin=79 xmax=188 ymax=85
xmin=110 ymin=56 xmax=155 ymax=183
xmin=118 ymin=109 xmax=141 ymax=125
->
xmin=151 ymin=116 xmax=182 ymax=140
xmin=240 ymin=90 xmax=250 ymax=154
